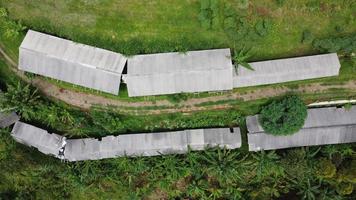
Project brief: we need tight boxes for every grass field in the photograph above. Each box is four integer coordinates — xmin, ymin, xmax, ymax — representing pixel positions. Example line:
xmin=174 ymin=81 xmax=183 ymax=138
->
xmin=1 ymin=0 xmax=355 ymax=58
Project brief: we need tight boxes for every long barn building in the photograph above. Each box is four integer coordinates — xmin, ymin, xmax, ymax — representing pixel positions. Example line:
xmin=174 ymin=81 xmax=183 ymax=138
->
xmin=124 ymin=49 xmax=234 ymax=97
xmin=233 ymin=53 xmax=340 ymax=88
xmin=11 ymin=121 xmax=241 ymax=161
xmin=19 ymin=30 xmax=127 ymax=94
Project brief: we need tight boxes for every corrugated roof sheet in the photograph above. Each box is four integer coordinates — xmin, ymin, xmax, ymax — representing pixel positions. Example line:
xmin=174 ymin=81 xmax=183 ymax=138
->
xmin=247 ymin=106 xmax=356 ymax=151
xmin=128 ymin=49 xmax=233 ymax=75
xmin=10 ymin=121 xmax=241 ymax=161
xmin=233 ymin=53 xmax=340 ymax=88
xmin=125 ymin=49 xmax=233 ymax=97
xmin=11 ymin=122 xmax=63 ymax=156
xmin=64 ymin=127 xmax=241 ymax=161
xmin=248 ymin=125 xmax=356 ymax=151
xmin=19 ymin=30 xmax=127 ymax=94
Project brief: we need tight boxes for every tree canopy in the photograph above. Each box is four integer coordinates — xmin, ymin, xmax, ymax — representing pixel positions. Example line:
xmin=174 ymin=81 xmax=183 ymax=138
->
xmin=259 ymin=95 xmax=307 ymax=135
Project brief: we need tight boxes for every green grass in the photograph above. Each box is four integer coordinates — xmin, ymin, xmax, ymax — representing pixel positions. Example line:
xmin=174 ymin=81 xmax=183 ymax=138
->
xmin=1 ymin=0 xmax=355 ymax=58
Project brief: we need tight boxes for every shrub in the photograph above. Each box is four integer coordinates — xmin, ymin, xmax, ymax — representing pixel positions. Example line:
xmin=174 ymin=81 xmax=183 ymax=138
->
xmin=312 ymin=34 xmax=356 ymax=54
xmin=259 ymin=96 xmax=307 ymax=135
xmin=223 ymin=17 xmax=237 ymax=30
xmin=255 ymin=19 xmax=272 ymax=37
xmin=0 ymin=82 xmax=39 ymax=120
xmin=316 ymin=158 xmax=336 ymax=179
xmin=90 ymin=109 xmax=125 ymax=135
xmin=167 ymin=93 xmax=189 ymax=103
xmin=198 ymin=0 xmax=222 ymax=30
xmin=301 ymin=30 xmax=314 ymax=44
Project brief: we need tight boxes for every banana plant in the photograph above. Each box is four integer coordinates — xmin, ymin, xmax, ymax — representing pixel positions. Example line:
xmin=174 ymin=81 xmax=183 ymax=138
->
xmin=232 ymin=47 xmax=254 ymax=72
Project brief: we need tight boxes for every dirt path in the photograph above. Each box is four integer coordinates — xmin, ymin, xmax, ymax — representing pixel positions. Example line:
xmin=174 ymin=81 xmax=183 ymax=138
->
xmin=2 ymin=46 xmax=356 ymax=114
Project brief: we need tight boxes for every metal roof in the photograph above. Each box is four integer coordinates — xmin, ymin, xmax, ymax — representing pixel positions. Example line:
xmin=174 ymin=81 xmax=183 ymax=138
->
xmin=64 ymin=128 xmax=241 ymax=161
xmin=125 ymin=49 xmax=234 ymax=97
xmin=10 ymin=121 xmax=241 ymax=161
xmin=233 ymin=53 xmax=341 ymax=88
xmin=11 ymin=122 xmax=64 ymax=156
xmin=247 ymin=106 xmax=356 ymax=151
xmin=19 ymin=30 xmax=127 ymax=94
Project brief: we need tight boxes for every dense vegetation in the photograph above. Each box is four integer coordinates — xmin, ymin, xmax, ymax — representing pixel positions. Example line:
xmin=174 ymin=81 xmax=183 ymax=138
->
xmin=313 ymin=34 xmax=356 ymax=55
xmin=1 ymin=127 xmax=355 ymax=199
xmin=259 ymin=96 xmax=307 ymax=135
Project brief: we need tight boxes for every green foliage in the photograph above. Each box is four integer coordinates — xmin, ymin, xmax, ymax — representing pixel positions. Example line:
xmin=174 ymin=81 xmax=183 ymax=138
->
xmin=255 ymin=19 xmax=272 ymax=37
xmin=251 ymin=151 xmax=284 ymax=180
xmin=302 ymin=30 xmax=314 ymax=44
xmin=198 ymin=0 xmax=222 ymax=30
xmin=0 ymin=7 xmax=26 ymax=39
xmin=316 ymin=158 xmax=336 ymax=179
xmin=167 ymin=93 xmax=189 ymax=103
xmin=232 ymin=47 xmax=254 ymax=72
xmin=0 ymin=82 xmax=39 ymax=120
xmin=293 ymin=178 xmax=321 ymax=200
xmin=223 ymin=17 xmax=236 ymax=31
xmin=90 ymin=109 xmax=124 ymax=135
xmin=312 ymin=34 xmax=356 ymax=54
xmin=0 ymin=7 xmax=7 ymax=17
xmin=0 ymin=128 xmax=15 ymax=161
xmin=259 ymin=95 xmax=307 ymax=135
xmin=200 ymin=148 xmax=247 ymax=183
xmin=336 ymin=182 xmax=353 ymax=195
xmin=198 ymin=8 xmax=212 ymax=29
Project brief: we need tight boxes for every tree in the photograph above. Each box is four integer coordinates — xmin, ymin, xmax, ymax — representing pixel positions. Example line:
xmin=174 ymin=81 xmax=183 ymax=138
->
xmin=259 ymin=95 xmax=307 ymax=135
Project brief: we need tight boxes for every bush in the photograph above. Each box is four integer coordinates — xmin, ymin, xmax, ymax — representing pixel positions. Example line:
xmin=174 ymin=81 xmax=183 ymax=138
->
xmin=312 ymin=34 xmax=356 ymax=54
xmin=90 ymin=109 xmax=125 ymax=135
xmin=198 ymin=0 xmax=222 ymax=30
xmin=255 ymin=19 xmax=272 ymax=37
xmin=259 ymin=96 xmax=307 ymax=135
xmin=301 ymin=30 xmax=314 ymax=44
